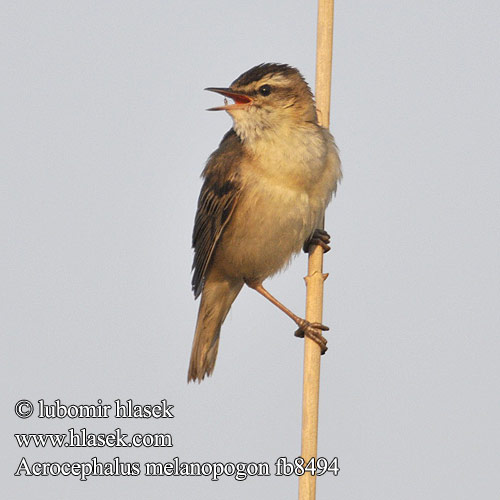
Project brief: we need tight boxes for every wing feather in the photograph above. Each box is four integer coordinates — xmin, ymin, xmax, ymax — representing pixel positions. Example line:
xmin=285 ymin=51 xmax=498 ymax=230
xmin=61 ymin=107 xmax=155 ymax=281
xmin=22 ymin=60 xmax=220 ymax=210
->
xmin=191 ymin=129 xmax=243 ymax=298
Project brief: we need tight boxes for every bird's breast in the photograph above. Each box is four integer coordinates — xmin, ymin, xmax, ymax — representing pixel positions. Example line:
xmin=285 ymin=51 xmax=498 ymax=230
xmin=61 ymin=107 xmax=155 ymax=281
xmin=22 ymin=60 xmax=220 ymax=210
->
xmin=244 ymin=125 xmax=329 ymax=190
xmin=212 ymin=128 xmax=337 ymax=282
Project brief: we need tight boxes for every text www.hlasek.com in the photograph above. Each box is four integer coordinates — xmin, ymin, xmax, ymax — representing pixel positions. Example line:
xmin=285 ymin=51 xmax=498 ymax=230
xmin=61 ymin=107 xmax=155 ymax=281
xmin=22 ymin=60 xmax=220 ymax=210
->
xmin=15 ymin=428 xmax=173 ymax=448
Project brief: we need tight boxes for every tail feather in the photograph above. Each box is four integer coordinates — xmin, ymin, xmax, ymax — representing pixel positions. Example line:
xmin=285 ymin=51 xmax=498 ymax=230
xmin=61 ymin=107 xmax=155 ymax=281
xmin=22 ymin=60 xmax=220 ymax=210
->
xmin=188 ymin=278 xmax=242 ymax=382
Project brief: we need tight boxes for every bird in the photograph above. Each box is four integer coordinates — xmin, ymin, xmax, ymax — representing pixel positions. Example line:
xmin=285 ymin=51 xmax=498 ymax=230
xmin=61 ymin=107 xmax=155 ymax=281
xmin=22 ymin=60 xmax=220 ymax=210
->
xmin=188 ymin=63 xmax=341 ymax=382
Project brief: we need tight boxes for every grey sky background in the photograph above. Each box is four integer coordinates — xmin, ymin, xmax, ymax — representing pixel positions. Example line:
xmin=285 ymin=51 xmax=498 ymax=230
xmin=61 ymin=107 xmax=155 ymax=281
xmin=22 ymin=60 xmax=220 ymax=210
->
xmin=3 ymin=1 xmax=499 ymax=498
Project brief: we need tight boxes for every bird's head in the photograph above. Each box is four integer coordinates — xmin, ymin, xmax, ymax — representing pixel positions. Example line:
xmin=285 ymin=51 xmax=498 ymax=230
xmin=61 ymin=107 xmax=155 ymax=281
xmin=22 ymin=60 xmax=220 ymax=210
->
xmin=206 ymin=63 xmax=317 ymax=142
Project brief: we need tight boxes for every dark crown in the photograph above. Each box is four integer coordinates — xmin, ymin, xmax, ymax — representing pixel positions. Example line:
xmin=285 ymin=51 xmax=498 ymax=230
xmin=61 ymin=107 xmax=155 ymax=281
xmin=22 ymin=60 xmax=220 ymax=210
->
xmin=231 ymin=63 xmax=301 ymax=87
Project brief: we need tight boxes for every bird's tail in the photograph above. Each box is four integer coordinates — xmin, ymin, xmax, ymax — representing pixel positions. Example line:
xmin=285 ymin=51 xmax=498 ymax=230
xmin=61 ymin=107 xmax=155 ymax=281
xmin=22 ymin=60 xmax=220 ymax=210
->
xmin=188 ymin=278 xmax=243 ymax=382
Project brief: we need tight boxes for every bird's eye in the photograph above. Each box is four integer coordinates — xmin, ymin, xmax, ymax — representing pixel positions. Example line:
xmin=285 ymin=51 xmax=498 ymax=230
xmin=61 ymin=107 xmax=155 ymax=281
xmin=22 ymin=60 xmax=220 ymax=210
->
xmin=259 ymin=84 xmax=271 ymax=96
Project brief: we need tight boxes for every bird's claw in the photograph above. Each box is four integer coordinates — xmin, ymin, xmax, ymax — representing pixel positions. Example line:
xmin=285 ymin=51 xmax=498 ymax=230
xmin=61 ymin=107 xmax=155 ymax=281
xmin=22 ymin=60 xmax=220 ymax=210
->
xmin=294 ymin=319 xmax=329 ymax=354
xmin=303 ymin=228 xmax=331 ymax=253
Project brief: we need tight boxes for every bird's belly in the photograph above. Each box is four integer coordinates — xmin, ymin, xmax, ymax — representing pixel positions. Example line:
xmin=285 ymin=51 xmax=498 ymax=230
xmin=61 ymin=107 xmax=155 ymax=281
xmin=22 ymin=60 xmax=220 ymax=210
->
xmin=213 ymin=182 xmax=322 ymax=282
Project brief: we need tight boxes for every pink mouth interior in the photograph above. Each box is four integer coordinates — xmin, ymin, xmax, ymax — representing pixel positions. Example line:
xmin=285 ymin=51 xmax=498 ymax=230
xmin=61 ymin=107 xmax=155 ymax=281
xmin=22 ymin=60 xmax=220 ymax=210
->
xmin=231 ymin=94 xmax=251 ymax=104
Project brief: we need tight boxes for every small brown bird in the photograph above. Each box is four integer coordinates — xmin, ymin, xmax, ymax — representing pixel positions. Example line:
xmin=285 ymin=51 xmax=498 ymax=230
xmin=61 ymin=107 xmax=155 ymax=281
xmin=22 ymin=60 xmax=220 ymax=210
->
xmin=188 ymin=63 xmax=341 ymax=382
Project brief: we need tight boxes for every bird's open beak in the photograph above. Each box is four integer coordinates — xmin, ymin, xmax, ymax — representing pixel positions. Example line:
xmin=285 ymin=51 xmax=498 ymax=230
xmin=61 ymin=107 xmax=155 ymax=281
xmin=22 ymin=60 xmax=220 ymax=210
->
xmin=205 ymin=87 xmax=253 ymax=111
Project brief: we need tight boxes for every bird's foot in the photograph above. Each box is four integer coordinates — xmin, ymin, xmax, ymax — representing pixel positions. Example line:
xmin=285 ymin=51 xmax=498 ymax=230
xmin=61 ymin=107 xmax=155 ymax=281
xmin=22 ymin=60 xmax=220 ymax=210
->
xmin=303 ymin=229 xmax=331 ymax=253
xmin=294 ymin=319 xmax=329 ymax=354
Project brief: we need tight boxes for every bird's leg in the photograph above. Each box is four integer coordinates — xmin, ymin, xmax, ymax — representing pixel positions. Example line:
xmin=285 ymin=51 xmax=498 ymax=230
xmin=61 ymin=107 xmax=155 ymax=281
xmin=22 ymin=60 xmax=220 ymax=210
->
xmin=303 ymin=228 xmax=331 ymax=253
xmin=246 ymin=281 xmax=329 ymax=354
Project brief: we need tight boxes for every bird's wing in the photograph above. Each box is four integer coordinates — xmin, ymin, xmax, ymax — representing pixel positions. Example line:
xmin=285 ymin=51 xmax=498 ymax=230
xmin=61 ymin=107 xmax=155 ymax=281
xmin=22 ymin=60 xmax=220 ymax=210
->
xmin=192 ymin=129 xmax=243 ymax=298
